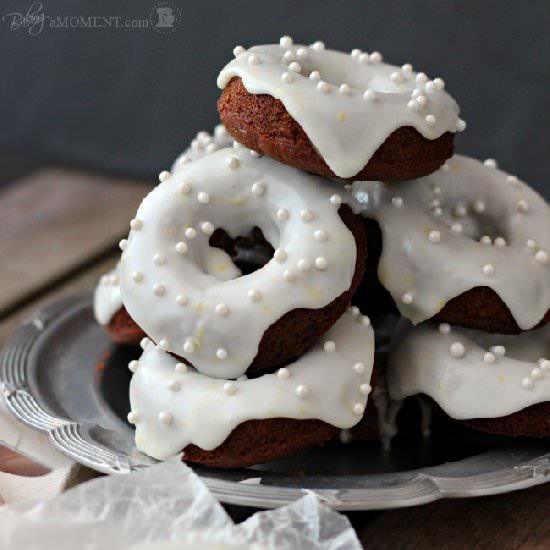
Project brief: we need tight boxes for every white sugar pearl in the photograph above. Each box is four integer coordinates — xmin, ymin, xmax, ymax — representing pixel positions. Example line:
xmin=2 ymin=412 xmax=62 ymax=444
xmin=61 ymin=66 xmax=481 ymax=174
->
xmin=353 ymin=403 xmax=365 ymax=415
xmin=351 ymin=48 xmax=362 ymax=58
xmin=179 ymin=181 xmax=192 ymax=194
xmin=158 ymin=170 xmax=171 ymax=182
xmin=288 ymin=61 xmax=301 ymax=73
xmin=216 ymin=348 xmax=228 ymax=360
xmin=425 ymin=114 xmax=436 ymax=126
xmin=353 ymin=362 xmax=365 ymax=374
xmin=494 ymin=237 xmax=507 ymax=247
xmin=517 ymin=200 xmax=530 ymax=213
xmin=456 ymin=119 xmax=467 ymax=131
xmin=309 ymin=70 xmax=321 ymax=81
xmin=100 ymin=275 xmax=109 ymax=285
xmin=282 ymin=50 xmax=295 ymax=62
xmin=425 ymin=81 xmax=436 ymax=93
xmin=401 ymin=292 xmax=414 ymax=304
xmin=176 ymin=294 xmax=188 ymax=306
xmin=361 ymin=315 xmax=371 ymax=327
xmin=416 ymin=95 xmax=427 ymax=106
xmin=128 ymin=360 xmax=139 ymax=373
xmin=277 ymin=367 xmax=290 ymax=380
xmin=158 ymin=411 xmax=173 ymax=425
xmin=274 ymin=248 xmax=288 ymax=262
xmin=484 ymin=159 xmax=497 ymax=168
xmin=248 ymin=289 xmax=262 ymax=301
xmin=453 ymin=204 xmax=467 ymax=217
xmin=197 ymin=192 xmax=210 ymax=204
xmin=183 ymin=339 xmax=195 ymax=353
xmin=451 ymin=223 xmax=463 ymax=233
xmin=359 ymin=384 xmax=372 ymax=396
xmin=233 ymin=45 xmax=245 ymax=57
xmin=491 ymin=345 xmax=506 ymax=357
xmin=402 ymin=63 xmax=413 ymax=73
xmin=226 ymin=156 xmax=240 ymax=169
xmin=408 ymin=100 xmax=420 ymax=111
xmin=185 ymin=227 xmax=197 ymax=239
xmin=153 ymin=253 xmax=166 ymax=265
xmin=223 ymin=382 xmax=237 ymax=396
xmin=127 ymin=411 xmax=140 ymax=424
xmin=416 ymin=72 xmax=428 ymax=84
xmin=363 ymin=89 xmax=376 ymax=101
xmin=450 ymin=342 xmax=466 ymax=358
xmin=480 ymin=236 xmax=492 ymax=245
xmin=295 ymin=384 xmax=309 ymax=398
xmin=167 ymin=379 xmax=181 ymax=392
xmin=158 ymin=339 xmax=170 ymax=351
xmin=296 ymin=48 xmax=308 ymax=58
xmin=432 ymin=207 xmax=442 ymax=217
xmin=140 ymin=337 xmax=151 ymax=349
xmin=175 ymin=241 xmax=188 ymax=254
xmin=132 ymin=271 xmax=143 ymax=283
xmin=483 ymin=352 xmax=496 ymax=364
xmin=279 ymin=35 xmax=293 ymax=47
xmin=531 ymin=368 xmax=544 ymax=381
xmin=204 ymin=142 xmax=216 ymax=154
xmin=283 ymin=269 xmax=298 ymax=281
xmin=438 ymin=323 xmax=451 ymax=334
xmin=215 ymin=303 xmax=229 ymax=316
xmin=300 ymin=209 xmax=314 ymax=221
xmin=535 ymin=250 xmax=549 ymax=265
xmin=521 ymin=377 xmax=534 ymax=390
xmin=392 ymin=196 xmax=403 ymax=207
xmin=526 ymin=239 xmax=537 ymax=250
xmin=248 ymin=54 xmax=260 ymax=66
xmin=324 ymin=341 xmax=336 ymax=352
xmin=311 ymin=40 xmax=325 ymax=50
xmin=369 ymin=51 xmax=382 ymax=62
xmin=428 ymin=230 xmax=441 ymax=243
xmin=281 ymin=72 xmax=293 ymax=83
xmin=314 ymin=229 xmax=327 ymax=241
xmin=277 ymin=208 xmax=290 ymax=221
xmin=473 ymin=199 xmax=486 ymax=213
xmin=434 ymin=77 xmax=445 ymax=90
xmin=250 ymin=150 xmax=261 ymax=158
xmin=339 ymin=83 xmax=351 ymax=94
xmin=482 ymin=263 xmax=495 ymax=277
xmin=329 ymin=194 xmax=342 ymax=206
xmin=153 ymin=283 xmax=166 ymax=296
xmin=391 ymin=71 xmax=404 ymax=84
xmin=539 ymin=359 xmax=550 ymax=371
xmin=298 ymin=258 xmax=311 ymax=271
xmin=175 ymin=363 xmax=187 ymax=374
xmin=200 ymin=221 xmax=215 ymax=235
xmin=179 ymin=155 xmax=192 ymax=166
xmin=130 ymin=218 xmax=143 ymax=231
xmin=316 ymin=81 xmax=330 ymax=93
xmin=315 ymin=257 xmax=328 ymax=270
xmin=119 ymin=239 xmax=128 ymax=250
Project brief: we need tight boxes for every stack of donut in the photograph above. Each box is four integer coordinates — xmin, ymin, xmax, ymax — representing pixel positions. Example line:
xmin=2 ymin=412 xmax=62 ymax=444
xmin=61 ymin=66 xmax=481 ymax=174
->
xmin=94 ymin=35 xmax=549 ymax=466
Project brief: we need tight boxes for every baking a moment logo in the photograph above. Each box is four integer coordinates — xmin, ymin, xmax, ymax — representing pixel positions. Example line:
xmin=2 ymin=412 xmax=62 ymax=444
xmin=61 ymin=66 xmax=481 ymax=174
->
xmin=1 ymin=2 xmax=182 ymax=36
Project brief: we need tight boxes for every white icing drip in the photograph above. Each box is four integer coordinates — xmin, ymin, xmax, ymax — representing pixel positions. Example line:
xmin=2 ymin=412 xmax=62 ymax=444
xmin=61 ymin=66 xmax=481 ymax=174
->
xmin=130 ymin=310 xmax=375 ymax=459
xmin=93 ymin=266 xmax=122 ymax=325
xmin=120 ymin=147 xmax=359 ymax=379
xmin=354 ymin=155 xmax=550 ymax=329
xmin=388 ymin=321 xmax=550 ymax=419
xmin=218 ymin=43 xmax=461 ymax=178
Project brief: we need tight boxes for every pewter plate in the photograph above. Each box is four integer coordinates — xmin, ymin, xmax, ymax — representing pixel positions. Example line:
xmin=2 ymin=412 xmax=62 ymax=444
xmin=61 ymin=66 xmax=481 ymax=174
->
xmin=1 ymin=295 xmax=550 ymax=510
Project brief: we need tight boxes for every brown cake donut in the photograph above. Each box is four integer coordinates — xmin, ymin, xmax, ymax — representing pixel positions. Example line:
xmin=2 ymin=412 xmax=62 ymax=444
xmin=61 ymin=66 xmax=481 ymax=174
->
xmin=182 ymin=417 xmax=338 ymax=468
xmin=218 ymin=77 xmax=454 ymax=181
xmin=105 ymin=307 xmax=146 ymax=346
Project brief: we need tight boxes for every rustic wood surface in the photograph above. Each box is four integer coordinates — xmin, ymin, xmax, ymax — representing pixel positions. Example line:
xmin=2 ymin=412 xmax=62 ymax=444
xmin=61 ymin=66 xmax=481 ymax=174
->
xmin=1 ymin=166 xmax=549 ymax=547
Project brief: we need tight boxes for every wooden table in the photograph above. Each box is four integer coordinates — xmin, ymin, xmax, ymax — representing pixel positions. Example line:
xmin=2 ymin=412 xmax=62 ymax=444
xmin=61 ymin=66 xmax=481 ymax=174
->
xmin=1 ymin=165 xmax=549 ymax=549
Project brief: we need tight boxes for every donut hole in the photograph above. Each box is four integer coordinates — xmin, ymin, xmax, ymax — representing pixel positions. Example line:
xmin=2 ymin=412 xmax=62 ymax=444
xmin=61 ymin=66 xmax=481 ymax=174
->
xmin=443 ymin=209 xmax=509 ymax=245
xmin=209 ymin=226 xmax=274 ymax=275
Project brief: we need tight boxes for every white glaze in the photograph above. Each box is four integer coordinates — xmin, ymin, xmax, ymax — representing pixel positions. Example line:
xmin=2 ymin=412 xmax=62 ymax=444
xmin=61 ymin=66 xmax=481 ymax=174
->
xmin=93 ymin=266 xmax=122 ymax=325
xmin=129 ymin=309 xmax=375 ymax=459
xmin=218 ymin=40 xmax=462 ymax=178
xmin=354 ymin=155 xmax=550 ymax=329
xmin=388 ymin=320 xmax=550 ymax=419
xmin=120 ymin=147 xmax=359 ymax=379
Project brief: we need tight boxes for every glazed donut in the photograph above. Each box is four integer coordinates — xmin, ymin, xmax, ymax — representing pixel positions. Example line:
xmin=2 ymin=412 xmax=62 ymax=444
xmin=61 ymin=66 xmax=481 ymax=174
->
xmin=119 ymin=147 xmax=366 ymax=379
xmin=354 ymin=155 xmax=550 ymax=333
xmin=388 ymin=320 xmax=550 ymax=437
xmin=128 ymin=308 xmax=375 ymax=466
xmin=217 ymin=36 xmax=463 ymax=181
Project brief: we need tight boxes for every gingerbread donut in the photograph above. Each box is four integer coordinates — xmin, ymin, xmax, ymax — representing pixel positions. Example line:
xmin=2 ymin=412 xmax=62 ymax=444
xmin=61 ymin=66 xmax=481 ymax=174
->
xmin=354 ymin=155 xmax=550 ymax=333
xmin=217 ymin=36 xmax=464 ymax=181
xmin=128 ymin=308 xmax=375 ymax=466
xmin=388 ymin=320 xmax=550 ymax=437
xmin=119 ymin=146 xmax=366 ymax=379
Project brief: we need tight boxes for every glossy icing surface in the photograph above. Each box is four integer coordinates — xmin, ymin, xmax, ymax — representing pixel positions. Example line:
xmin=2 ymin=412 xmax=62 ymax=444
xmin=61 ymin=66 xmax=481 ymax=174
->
xmin=354 ymin=155 xmax=550 ymax=329
xmin=388 ymin=320 xmax=550 ymax=419
xmin=218 ymin=39 xmax=462 ymax=178
xmin=93 ymin=266 xmax=122 ymax=325
xmin=120 ymin=147 xmax=359 ymax=379
xmin=129 ymin=309 xmax=375 ymax=459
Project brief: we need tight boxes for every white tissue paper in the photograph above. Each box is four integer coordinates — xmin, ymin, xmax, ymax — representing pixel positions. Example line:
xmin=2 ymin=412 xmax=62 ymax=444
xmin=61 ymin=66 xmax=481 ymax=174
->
xmin=0 ymin=457 xmax=361 ymax=549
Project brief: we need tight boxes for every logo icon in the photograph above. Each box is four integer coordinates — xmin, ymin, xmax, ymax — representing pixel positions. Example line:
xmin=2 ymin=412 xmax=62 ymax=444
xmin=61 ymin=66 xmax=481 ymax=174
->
xmin=149 ymin=2 xmax=181 ymax=33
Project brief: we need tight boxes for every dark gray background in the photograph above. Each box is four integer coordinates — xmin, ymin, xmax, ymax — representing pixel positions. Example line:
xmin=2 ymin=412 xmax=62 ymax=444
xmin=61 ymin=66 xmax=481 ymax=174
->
xmin=1 ymin=0 xmax=549 ymax=197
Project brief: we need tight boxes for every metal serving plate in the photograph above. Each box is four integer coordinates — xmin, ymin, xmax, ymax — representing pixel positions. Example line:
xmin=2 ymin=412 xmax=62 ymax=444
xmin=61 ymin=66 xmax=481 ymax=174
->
xmin=1 ymin=295 xmax=549 ymax=510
